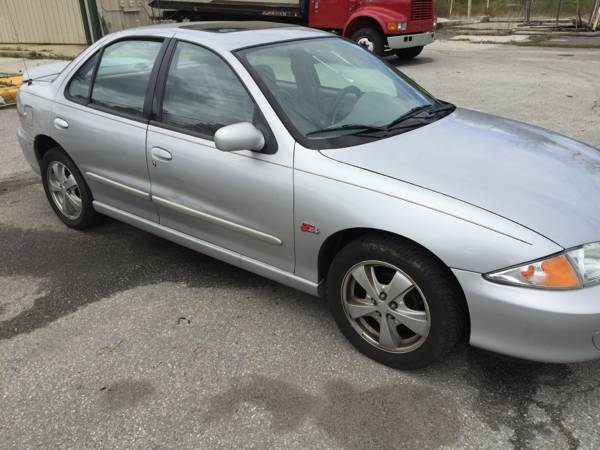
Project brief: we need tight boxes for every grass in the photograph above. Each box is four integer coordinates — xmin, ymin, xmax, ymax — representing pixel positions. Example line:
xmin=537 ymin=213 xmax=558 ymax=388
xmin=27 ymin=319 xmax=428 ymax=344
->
xmin=444 ymin=29 xmax=516 ymax=35
xmin=508 ymin=39 xmax=600 ymax=47
xmin=448 ymin=31 xmax=600 ymax=47
xmin=0 ymin=50 xmax=71 ymax=60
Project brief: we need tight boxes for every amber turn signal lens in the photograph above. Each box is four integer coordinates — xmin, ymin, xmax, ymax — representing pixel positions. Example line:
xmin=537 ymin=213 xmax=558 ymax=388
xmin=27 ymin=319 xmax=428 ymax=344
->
xmin=540 ymin=255 xmax=580 ymax=288
xmin=520 ymin=265 xmax=535 ymax=279
xmin=487 ymin=253 xmax=582 ymax=289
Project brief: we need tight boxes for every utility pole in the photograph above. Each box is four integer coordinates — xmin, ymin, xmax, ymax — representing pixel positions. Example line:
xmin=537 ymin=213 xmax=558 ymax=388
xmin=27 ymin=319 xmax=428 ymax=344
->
xmin=524 ymin=0 xmax=532 ymax=23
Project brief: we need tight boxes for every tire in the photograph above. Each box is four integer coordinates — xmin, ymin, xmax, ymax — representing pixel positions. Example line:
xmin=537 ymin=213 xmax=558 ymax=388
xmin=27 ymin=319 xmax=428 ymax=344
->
xmin=41 ymin=147 xmax=100 ymax=230
xmin=395 ymin=46 xmax=424 ymax=59
xmin=326 ymin=234 xmax=466 ymax=369
xmin=351 ymin=28 xmax=385 ymax=56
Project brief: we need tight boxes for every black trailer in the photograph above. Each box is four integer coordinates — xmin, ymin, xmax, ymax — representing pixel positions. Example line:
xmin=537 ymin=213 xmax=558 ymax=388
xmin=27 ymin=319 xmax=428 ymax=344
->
xmin=150 ymin=0 xmax=308 ymax=22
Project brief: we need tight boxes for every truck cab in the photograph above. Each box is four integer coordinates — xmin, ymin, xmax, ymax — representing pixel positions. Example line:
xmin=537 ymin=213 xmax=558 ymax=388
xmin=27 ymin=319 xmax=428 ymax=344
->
xmin=309 ymin=0 xmax=435 ymax=56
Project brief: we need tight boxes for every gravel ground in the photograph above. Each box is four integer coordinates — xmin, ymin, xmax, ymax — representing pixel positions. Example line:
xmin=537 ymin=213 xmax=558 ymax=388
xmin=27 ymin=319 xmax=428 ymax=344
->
xmin=1 ymin=41 xmax=599 ymax=449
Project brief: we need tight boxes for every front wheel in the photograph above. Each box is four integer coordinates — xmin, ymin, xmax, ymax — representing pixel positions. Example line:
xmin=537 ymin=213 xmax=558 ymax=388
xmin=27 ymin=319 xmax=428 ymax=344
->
xmin=395 ymin=46 xmax=424 ymax=59
xmin=351 ymin=28 xmax=385 ymax=56
xmin=326 ymin=235 xmax=467 ymax=369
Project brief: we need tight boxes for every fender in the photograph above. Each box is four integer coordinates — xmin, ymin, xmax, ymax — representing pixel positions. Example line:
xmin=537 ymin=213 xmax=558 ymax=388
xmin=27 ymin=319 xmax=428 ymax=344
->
xmin=343 ymin=6 xmax=408 ymax=37
xmin=292 ymin=145 xmax=562 ymax=284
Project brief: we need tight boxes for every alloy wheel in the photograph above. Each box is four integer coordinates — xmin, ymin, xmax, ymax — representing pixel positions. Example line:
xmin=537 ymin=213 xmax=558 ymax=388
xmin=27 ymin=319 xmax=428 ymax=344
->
xmin=341 ymin=260 xmax=431 ymax=353
xmin=47 ymin=161 xmax=82 ymax=220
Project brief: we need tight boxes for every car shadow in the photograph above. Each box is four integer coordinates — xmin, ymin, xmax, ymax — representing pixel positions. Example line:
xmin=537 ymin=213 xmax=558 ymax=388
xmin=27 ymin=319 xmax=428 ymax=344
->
xmin=386 ymin=55 xmax=437 ymax=67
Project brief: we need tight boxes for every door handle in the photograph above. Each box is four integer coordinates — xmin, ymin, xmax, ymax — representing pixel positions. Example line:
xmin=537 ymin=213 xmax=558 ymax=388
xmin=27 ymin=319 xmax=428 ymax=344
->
xmin=151 ymin=147 xmax=172 ymax=161
xmin=54 ymin=118 xmax=69 ymax=130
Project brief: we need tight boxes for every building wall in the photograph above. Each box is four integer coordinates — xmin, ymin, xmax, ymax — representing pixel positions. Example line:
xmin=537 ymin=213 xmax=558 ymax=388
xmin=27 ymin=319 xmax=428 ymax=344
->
xmin=96 ymin=0 xmax=155 ymax=35
xmin=0 ymin=0 xmax=88 ymax=44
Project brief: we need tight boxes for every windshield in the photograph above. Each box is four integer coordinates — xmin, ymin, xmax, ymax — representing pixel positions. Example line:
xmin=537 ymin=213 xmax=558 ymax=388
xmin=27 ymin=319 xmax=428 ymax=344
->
xmin=237 ymin=37 xmax=441 ymax=148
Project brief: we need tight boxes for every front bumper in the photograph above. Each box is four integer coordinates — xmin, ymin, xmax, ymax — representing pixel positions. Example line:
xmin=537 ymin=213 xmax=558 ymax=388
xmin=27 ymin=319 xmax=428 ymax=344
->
xmin=387 ymin=32 xmax=435 ymax=50
xmin=453 ymin=268 xmax=600 ymax=363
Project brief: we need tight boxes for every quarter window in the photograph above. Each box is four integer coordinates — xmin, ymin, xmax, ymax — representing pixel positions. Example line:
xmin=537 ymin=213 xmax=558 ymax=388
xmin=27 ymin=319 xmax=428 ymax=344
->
xmin=90 ymin=39 xmax=163 ymax=117
xmin=160 ymin=41 xmax=255 ymax=137
xmin=66 ymin=52 xmax=99 ymax=102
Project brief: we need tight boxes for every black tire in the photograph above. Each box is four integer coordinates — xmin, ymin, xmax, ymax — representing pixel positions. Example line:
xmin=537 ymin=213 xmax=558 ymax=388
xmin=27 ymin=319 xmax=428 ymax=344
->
xmin=326 ymin=234 xmax=467 ymax=370
xmin=351 ymin=28 xmax=385 ymax=56
xmin=41 ymin=148 xmax=100 ymax=230
xmin=395 ymin=46 xmax=424 ymax=59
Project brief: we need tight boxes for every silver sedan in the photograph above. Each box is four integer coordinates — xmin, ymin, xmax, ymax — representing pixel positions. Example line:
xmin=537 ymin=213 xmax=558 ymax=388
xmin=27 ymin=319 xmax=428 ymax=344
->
xmin=16 ymin=22 xmax=600 ymax=369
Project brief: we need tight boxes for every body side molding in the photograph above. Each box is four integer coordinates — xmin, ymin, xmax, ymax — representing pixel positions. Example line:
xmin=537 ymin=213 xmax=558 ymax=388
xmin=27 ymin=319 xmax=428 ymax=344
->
xmin=152 ymin=195 xmax=283 ymax=246
xmin=86 ymin=171 xmax=150 ymax=200
xmin=92 ymin=201 xmax=315 ymax=295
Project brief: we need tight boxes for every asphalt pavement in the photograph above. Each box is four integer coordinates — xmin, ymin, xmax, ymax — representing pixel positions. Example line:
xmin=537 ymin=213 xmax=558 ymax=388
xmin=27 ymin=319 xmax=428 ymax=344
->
xmin=1 ymin=41 xmax=599 ymax=449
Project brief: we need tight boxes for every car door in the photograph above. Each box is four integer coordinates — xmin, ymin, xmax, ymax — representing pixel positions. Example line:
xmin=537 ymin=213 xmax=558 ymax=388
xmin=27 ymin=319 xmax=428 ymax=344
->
xmin=309 ymin=0 xmax=351 ymax=29
xmin=52 ymin=37 xmax=167 ymax=221
xmin=146 ymin=40 xmax=295 ymax=272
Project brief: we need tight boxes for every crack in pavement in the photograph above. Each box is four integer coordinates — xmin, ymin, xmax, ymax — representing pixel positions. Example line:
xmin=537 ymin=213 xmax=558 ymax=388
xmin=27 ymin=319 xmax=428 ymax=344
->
xmin=466 ymin=349 xmax=600 ymax=449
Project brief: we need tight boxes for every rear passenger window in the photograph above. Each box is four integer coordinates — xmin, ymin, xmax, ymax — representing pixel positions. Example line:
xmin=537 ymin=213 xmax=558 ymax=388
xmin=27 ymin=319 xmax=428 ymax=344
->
xmin=160 ymin=41 xmax=255 ymax=137
xmin=90 ymin=40 xmax=162 ymax=117
xmin=66 ymin=52 xmax=99 ymax=103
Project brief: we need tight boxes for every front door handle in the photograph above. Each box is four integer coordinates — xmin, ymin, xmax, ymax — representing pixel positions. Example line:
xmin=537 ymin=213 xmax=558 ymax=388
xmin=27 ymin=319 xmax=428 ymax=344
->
xmin=151 ymin=147 xmax=172 ymax=161
xmin=54 ymin=118 xmax=69 ymax=130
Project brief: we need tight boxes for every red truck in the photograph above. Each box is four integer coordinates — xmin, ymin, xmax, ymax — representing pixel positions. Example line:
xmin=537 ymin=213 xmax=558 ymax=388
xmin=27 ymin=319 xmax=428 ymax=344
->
xmin=151 ymin=0 xmax=435 ymax=58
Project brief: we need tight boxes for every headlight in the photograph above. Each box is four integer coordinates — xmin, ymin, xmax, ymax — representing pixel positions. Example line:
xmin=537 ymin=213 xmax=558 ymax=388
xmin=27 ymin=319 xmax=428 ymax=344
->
xmin=386 ymin=22 xmax=407 ymax=32
xmin=485 ymin=242 xmax=600 ymax=289
xmin=567 ymin=242 xmax=600 ymax=286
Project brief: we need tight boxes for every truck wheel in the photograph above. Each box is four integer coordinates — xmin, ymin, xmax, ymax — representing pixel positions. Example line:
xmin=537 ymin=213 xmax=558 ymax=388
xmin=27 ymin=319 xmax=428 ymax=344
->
xmin=351 ymin=28 xmax=384 ymax=56
xmin=395 ymin=46 xmax=424 ymax=59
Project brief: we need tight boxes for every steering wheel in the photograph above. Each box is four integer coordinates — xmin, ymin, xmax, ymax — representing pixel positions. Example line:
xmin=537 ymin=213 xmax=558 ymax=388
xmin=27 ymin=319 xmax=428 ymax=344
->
xmin=329 ymin=86 xmax=363 ymax=125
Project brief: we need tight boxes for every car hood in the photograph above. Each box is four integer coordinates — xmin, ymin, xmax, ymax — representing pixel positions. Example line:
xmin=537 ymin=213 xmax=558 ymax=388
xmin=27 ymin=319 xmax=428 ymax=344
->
xmin=321 ymin=108 xmax=600 ymax=249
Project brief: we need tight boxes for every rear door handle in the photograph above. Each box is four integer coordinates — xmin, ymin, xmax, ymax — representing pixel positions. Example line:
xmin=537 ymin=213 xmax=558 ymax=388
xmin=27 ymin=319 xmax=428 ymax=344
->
xmin=151 ymin=147 xmax=172 ymax=161
xmin=54 ymin=118 xmax=69 ymax=130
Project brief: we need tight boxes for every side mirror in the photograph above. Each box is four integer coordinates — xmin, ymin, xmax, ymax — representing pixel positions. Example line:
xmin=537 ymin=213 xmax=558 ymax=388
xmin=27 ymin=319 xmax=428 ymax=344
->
xmin=214 ymin=122 xmax=265 ymax=152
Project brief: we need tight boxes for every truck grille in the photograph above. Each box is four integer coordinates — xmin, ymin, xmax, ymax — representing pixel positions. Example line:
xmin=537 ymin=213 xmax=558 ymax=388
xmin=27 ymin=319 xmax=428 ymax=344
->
xmin=411 ymin=0 xmax=433 ymax=20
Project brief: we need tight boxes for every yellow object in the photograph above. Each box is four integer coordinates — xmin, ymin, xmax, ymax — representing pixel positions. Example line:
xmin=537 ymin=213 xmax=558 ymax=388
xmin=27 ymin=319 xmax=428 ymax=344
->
xmin=520 ymin=254 xmax=581 ymax=289
xmin=0 ymin=74 xmax=22 ymax=105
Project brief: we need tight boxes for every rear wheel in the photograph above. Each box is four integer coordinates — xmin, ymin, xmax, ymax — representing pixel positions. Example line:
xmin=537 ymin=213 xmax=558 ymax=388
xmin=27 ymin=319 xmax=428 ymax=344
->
xmin=351 ymin=28 xmax=385 ymax=56
xmin=326 ymin=234 xmax=466 ymax=369
xmin=41 ymin=148 xmax=100 ymax=229
xmin=395 ymin=46 xmax=424 ymax=59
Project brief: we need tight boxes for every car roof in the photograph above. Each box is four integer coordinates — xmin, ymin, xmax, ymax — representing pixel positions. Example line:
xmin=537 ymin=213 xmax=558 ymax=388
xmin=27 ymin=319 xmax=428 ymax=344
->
xmin=126 ymin=21 xmax=331 ymax=51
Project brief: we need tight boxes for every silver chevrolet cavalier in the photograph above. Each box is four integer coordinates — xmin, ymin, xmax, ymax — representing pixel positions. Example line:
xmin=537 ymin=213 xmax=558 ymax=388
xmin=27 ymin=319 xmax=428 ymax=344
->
xmin=16 ymin=22 xmax=600 ymax=369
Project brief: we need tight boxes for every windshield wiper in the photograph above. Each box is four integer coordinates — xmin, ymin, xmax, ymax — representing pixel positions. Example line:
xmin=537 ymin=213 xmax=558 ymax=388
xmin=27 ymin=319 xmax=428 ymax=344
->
xmin=305 ymin=103 xmax=456 ymax=138
xmin=386 ymin=102 xmax=456 ymax=130
xmin=306 ymin=123 xmax=388 ymax=138
xmin=427 ymin=102 xmax=456 ymax=116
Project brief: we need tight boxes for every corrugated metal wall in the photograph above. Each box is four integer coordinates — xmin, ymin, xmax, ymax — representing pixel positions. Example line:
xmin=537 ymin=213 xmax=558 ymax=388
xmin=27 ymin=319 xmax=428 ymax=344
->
xmin=0 ymin=0 xmax=87 ymax=44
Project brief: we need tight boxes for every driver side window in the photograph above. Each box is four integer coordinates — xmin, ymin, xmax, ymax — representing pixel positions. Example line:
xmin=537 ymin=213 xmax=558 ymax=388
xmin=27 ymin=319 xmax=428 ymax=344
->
xmin=160 ymin=41 xmax=255 ymax=138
